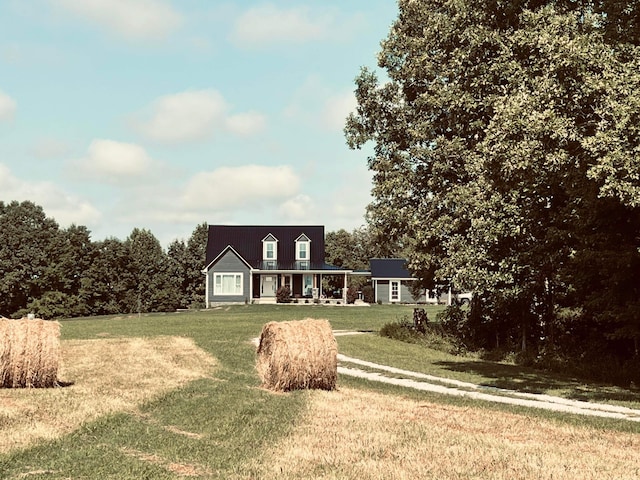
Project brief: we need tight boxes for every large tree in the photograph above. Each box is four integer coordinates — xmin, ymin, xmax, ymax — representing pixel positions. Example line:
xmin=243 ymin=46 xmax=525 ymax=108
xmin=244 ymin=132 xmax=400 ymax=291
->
xmin=126 ymin=228 xmax=180 ymax=313
xmin=346 ymin=1 xmax=640 ymax=356
xmin=0 ymin=201 xmax=61 ymax=317
xmin=167 ymin=222 xmax=208 ymax=309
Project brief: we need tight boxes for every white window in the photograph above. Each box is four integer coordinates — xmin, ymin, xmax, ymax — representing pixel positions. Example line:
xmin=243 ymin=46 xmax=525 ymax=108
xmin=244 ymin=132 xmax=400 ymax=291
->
xmin=295 ymin=234 xmax=310 ymax=261
xmin=214 ymin=273 xmax=243 ymax=296
xmin=265 ymin=242 xmax=275 ymax=259
xmin=390 ymin=281 xmax=400 ymax=301
xmin=262 ymin=234 xmax=278 ymax=260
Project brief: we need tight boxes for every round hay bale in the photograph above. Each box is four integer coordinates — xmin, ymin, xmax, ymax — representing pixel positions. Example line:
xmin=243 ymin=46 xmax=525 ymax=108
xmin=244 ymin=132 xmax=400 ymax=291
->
xmin=0 ymin=318 xmax=61 ymax=388
xmin=256 ymin=318 xmax=337 ymax=392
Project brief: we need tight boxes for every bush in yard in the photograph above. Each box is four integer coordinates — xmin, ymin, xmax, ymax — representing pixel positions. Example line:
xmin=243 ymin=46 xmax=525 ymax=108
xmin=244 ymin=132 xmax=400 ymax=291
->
xmin=361 ymin=285 xmax=374 ymax=303
xmin=380 ymin=315 xmax=459 ymax=354
xmin=346 ymin=286 xmax=358 ymax=304
xmin=276 ymin=286 xmax=291 ymax=303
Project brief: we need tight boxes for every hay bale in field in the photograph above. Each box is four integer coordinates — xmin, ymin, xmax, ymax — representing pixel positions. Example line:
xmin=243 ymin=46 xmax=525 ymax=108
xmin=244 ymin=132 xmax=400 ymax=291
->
xmin=256 ymin=318 xmax=337 ymax=392
xmin=0 ymin=318 xmax=61 ymax=388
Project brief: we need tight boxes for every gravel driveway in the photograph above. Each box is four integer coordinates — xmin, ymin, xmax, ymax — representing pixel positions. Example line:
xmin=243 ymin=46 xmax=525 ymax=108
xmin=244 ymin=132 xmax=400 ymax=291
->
xmin=333 ymin=331 xmax=640 ymax=422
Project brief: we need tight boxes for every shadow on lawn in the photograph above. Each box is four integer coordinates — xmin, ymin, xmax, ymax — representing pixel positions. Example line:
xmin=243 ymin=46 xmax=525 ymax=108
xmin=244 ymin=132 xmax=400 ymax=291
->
xmin=435 ymin=360 xmax=640 ymax=404
xmin=435 ymin=360 xmax=565 ymax=394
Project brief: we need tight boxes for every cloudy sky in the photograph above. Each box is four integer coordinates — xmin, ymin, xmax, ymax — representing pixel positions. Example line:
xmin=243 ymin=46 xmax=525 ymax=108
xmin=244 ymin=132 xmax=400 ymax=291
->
xmin=0 ymin=0 xmax=397 ymax=246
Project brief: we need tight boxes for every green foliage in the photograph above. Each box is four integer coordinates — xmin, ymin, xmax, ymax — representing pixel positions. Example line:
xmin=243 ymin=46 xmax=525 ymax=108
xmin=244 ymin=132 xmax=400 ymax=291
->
xmin=166 ymin=223 xmax=207 ymax=309
xmin=0 ymin=200 xmax=209 ymax=318
xmin=408 ymin=280 xmax=424 ymax=303
xmin=0 ymin=201 xmax=61 ymax=317
xmin=276 ymin=285 xmax=291 ymax=303
xmin=379 ymin=315 xmax=458 ymax=354
xmin=346 ymin=0 xmax=640 ymax=365
xmin=361 ymin=285 xmax=375 ymax=303
xmin=346 ymin=285 xmax=358 ymax=304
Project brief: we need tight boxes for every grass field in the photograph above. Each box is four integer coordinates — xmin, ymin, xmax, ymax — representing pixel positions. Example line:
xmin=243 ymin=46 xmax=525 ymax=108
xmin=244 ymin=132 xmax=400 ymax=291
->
xmin=1 ymin=304 xmax=640 ymax=479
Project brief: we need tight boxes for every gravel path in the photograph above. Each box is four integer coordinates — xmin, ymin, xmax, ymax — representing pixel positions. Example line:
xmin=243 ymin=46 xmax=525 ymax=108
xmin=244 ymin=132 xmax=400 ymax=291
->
xmin=333 ymin=331 xmax=640 ymax=422
xmin=255 ymin=330 xmax=640 ymax=421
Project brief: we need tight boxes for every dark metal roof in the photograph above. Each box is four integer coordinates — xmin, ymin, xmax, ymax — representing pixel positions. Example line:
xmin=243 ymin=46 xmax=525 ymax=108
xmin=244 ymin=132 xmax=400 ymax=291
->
xmin=369 ymin=258 xmax=413 ymax=279
xmin=206 ymin=225 xmax=343 ymax=271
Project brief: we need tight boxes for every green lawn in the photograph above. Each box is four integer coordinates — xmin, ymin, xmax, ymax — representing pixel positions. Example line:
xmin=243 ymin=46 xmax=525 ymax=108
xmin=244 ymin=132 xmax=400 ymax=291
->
xmin=1 ymin=305 xmax=639 ymax=479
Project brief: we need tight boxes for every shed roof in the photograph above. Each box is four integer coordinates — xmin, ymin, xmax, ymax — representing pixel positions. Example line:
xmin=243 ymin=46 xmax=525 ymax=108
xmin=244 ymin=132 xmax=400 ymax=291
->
xmin=369 ymin=258 xmax=413 ymax=279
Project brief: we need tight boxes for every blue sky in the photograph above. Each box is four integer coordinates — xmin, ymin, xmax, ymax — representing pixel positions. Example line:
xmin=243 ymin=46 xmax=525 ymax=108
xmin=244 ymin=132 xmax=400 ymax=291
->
xmin=0 ymin=0 xmax=397 ymax=245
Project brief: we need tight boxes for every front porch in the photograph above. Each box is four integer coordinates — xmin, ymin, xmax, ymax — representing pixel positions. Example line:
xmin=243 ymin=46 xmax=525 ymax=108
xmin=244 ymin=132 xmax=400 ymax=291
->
xmin=251 ymin=270 xmax=349 ymax=303
xmin=253 ymin=297 xmax=348 ymax=305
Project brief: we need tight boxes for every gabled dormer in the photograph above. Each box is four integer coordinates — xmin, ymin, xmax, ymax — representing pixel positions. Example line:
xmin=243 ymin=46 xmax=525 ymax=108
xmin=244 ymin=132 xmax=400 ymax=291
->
xmin=262 ymin=233 xmax=278 ymax=263
xmin=295 ymin=233 xmax=311 ymax=262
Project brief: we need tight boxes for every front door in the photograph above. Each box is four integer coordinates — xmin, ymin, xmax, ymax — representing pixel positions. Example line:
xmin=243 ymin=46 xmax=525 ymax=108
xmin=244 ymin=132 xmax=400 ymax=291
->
xmin=261 ymin=275 xmax=276 ymax=297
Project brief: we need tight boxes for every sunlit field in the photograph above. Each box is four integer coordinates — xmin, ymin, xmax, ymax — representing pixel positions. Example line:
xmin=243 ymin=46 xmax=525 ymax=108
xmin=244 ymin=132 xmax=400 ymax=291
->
xmin=1 ymin=305 xmax=639 ymax=479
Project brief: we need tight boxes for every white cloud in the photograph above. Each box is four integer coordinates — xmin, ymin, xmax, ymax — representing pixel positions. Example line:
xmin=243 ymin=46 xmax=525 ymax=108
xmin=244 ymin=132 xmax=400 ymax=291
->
xmin=225 ymin=111 xmax=267 ymax=136
xmin=278 ymin=194 xmax=314 ymax=220
xmin=230 ymin=4 xmax=328 ymax=47
xmin=0 ymin=163 xmax=101 ymax=227
xmin=134 ymin=89 xmax=267 ymax=143
xmin=229 ymin=4 xmax=365 ymax=49
xmin=135 ymin=90 xmax=226 ymax=143
xmin=181 ymin=165 xmax=300 ymax=211
xmin=321 ymin=91 xmax=357 ymax=131
xmin=51 ymin=0 xmax=183 ymax=41
xmin=30 ymin=138 xmax=72 ymax=158
xmin=285 ymin=76 xmax=356 ymax=131
xmin=72 ymin=139 xmax=154 ymax=182
xmin=0 ymin=89 xmax=17 ymax=121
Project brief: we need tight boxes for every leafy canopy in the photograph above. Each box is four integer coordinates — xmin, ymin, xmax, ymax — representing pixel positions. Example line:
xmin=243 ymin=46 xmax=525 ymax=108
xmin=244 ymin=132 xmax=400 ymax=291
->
xmin=346 ymin=0 xmax=640 ymax=355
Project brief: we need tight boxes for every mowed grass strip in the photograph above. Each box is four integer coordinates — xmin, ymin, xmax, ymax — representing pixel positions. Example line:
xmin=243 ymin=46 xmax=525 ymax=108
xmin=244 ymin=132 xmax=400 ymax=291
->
xmin=241 ymin=387 xmax=640 ymax=480
xmin=2 ymin=306 xmax=640 ymax=479
xmin=337 ymin=332 xmax=640 ymax=410
xmin=0 ymin=336 xmax=216 ymax=453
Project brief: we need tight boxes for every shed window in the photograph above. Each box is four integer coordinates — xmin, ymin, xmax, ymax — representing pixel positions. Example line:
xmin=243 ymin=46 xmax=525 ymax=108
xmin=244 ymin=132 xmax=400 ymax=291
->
xmin=390 ymin=281 xmax=400 ymax=301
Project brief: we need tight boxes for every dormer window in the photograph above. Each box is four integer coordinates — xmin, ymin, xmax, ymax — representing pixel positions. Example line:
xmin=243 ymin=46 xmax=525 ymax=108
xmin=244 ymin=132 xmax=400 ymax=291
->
xmin=295 ymin=234 xmax=311 ymax=261
xmin=262 ymin=234 xmax=278 ymax=261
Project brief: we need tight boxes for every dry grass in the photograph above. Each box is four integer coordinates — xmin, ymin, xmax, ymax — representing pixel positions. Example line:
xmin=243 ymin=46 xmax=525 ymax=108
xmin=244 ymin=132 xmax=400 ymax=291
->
xmin=256 ymin=318 xmax=337 ymax=392
xmin=0 ymin=319 xmax=60 ymax=388
xmin=0 ymin=336 xmax=217 ymax=453
xmin=248 ymin=387 xmax=640 ymax=480
xmin=120 ymin=447 xmax=213 ymax=477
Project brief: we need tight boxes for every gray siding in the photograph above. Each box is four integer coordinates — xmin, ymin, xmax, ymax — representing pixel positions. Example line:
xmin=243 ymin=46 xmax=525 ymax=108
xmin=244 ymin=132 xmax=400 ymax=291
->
xmin=375 ymin=280 xmax=425 ymax=303
xmin=208 ymin=250 xmax=251 ymax=304
xmin=376 ymin=280 xmax=389 ymax=303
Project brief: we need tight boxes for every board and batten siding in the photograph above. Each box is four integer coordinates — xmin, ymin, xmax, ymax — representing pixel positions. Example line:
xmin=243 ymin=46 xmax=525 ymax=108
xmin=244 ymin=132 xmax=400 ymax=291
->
xmin=208 ymin=250 xmax=251 ymax=304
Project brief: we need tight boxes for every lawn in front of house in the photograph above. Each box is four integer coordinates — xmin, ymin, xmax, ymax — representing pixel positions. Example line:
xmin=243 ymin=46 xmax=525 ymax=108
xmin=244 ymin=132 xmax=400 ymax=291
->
xmin=1 ymin=305 xmax=639 ymax=479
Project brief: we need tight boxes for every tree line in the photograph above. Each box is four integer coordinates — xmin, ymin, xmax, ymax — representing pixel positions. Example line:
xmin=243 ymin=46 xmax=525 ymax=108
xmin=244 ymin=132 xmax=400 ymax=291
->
xmin=0 ymin=200 xmax=382 ymax=319
xmin=0 ymin=200 xmax=207 ymax=319
xmin=346 ymin=0 xmax=640 ymax=382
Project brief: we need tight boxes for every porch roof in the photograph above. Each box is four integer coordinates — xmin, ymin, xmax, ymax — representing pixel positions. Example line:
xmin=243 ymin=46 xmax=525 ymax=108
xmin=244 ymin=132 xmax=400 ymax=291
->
xmin=253 ymin=261 xmax=351 ymax=274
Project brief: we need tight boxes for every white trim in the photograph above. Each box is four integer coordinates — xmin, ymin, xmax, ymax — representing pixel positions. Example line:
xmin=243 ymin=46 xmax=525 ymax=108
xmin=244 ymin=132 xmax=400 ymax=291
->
xmin=204 ymin=245 xmax=253 ymax=271
xmin=389 ymin=280 xmax=400 ymax=302
xmin=262 ymin=234 xmax=278 ymax=261
xmin=371 ymin=277 xmax=416 ymax=282
xmin=213 ymin=272 xmax=244 ymax=296
xmin=295 ymin=234 xmax=311 ymax=261
xmin=205 ymin=269 xmax=210 ymax=307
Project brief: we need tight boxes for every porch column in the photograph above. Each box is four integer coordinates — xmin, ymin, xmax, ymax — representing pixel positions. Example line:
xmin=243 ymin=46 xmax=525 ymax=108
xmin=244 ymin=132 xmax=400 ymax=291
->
xmin=343 ymin=272 xmax=347 ymax=302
